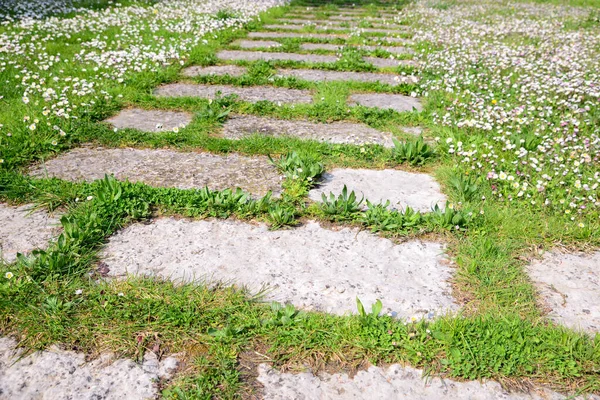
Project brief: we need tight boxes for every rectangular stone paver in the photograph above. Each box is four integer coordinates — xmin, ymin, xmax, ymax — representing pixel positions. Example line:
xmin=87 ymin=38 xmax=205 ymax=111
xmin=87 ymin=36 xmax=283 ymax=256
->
xmin=349 ymin=92 xmax=422 ymax=112
xmin=217 ymin=50 xmax=338 ymax=64
xmin=364 ymin=56 xmax=419 ymax=69
xmin=248 ymin=31 xmax=347 ymax=40
xmin=29 ymin=148 xmax=283 ymax=198
xmin=263 ymin=24 xmax=348 ymax=32
xmin=300 ymin=43 xmax=414 ymax=55
xmin=222 ymin=114 xmax=394 ymax=147
xmin=275 ymin=68 xmax=416 ymax=85
xmin=182 ymin=65 xmax=247 ymax=77
xmin=106 ymin=109 xmax=192 ymax=132
xmin=155 ymin=83 xmax=313 ymax=105
xmin=233 ymin=39 xmax=282 ymax=49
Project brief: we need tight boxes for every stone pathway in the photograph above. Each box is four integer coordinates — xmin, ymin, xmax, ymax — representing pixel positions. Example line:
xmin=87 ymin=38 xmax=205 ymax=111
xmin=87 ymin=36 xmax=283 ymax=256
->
xmin=275 ymin=68 xmax=417 ymax=85
xmin=182 ymin=64 xmax=247 ymax=77
xmin=350 ymin=93 xmax=423 ymax=112
xmin=106 ymin=108 xmax=192 ymax=132
xmin=101 ymin=219 xmax=456 ymax=317
xmin=222 ymin=114 xmax=394 ymax=147
xmin=0 ymin=203 xmax=61 ymax=263
xmin=233 ymin=39 xmax=282 ymax=49
xmin=217 ymin=49 xmax=339 ymax=64
xmin=308 ymin=169 xmax=447 ymax=212
xmin=29 ymin=148 xmax=283 ymax=197
xmin=248 ymin=31 xmax=347 ymax=39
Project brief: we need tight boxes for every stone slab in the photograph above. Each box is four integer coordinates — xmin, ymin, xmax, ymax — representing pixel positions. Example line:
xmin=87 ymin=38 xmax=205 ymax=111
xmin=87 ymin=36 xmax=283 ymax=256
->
xmin=263 ymin=24 xmax=348 ymax=32
xmin=528 ymin=251 xmax=600 ymax=334
xmin=105 ymin=108 xmax=192 ymax=133
xmin=100 ymin=219 xmax=457 ymax=317
xmin=233 ymin=39 xmax=282 ymax=49
xmin=0 ymin=204 xmax=61 ymax=263
xmin=248 ymin=31 xmax=347 ymax=40
xmin=309 ymin=169 xmax=446 ymax=212
xmin=275 ymin=68 xmax=415 ymax=85
xmin=364 ymin=56 xmax=419 ymax=69
xmin=155 ymin=83 xmax=313 ymax=105
xmin=29 ymin=148 xmax=283 ymax=198
xmin=182 ymin=64 xmax=247 ymax=77
xmin=0 ymin=337 xmax=179 ymax=400
xmin=222 ymin=114 xmax=394 ymax=147
xmin=349 ymin=93 xmax=423 ymax=113
xmin=300 ymin=42 xmax=342 ymax=51
xmin=257 ymin=363 xmax=590 ymax=400
xmin=217 ymin=50 xmax=338 ymax=64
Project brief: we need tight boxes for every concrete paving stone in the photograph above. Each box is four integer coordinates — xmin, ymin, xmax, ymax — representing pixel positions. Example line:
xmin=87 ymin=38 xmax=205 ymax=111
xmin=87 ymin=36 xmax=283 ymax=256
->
xmin=28 ymin=147 xmax=283 ymax=198
xmin=308 ymin=168 xmax=445 ymax=212
xmin=528 ymin=251 xmax=600 ymax=334
xmin=402 ymin=126 xmax=424 ymax=136
xmin=349 ymin=92 xmax=422 ymax=113
xmin=100 ymin=218 xmax=457 ymax=317
xmin=233 ymin=39 xmax=282 ymax=49
xmin=275 ymin=68 xmax=416 ymax=85
xmin=0 ymin=203 xmax=61 ymax=263
xmin=0 ymin=337 xmax=179 ymax=400
xmin=248 ymin=31 xmax=347 ymax=40
xmin=364 ymin=56 xmax=419 ymax=69
xmin=105 ymin=108 xmax=192 ymax=133
xmin=181 ymin=64 xmax=247 ymax=77
xmin=217 ymin=49 xmax=338 ymax=64
xmin=222 ymin=114 xmax=394 ymax=147
xmin=359 ymin=27 xmax=408 ymax=34
xmin=300 ymin=42 xmax=342 ymax=51
xmin=362 ymin=45 xmax=415 ymax=54
xmin=155 ymin=83 xmax=313 ymax=104
xmin=263 ymin=24 xmax=348 ymax=32
xmin=257 ymin=363 xmax=593 ymax=400
xmin=300 ymin=43 xmax=414 ymax=55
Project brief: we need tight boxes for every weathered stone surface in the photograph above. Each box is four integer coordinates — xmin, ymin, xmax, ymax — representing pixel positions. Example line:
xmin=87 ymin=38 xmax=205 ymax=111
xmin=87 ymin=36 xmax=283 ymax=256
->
xmin=101 ymin=219 xmax=456 ymax=317
xmin=222 ymin=114 xmax=394 ymax=147
xmin=300 ymin=42 xmax=342 ymax=51
xmin=263 ymin=24 xmax=348 ymax=32
xmin=29 ymin=148 xmax=283 ymax=198
xmin=217 ymin=50 xmax=338 ymax=64
xmin=362 ymin=45 xmax=415 ymax=54
xmin=364 ymin=56 xmax=419 ymax=69
xmin=528 ymin=251 xmax=600 ymax=334
xmin=233 ymin=39 xmax=282 ymax=49
xmin=182 ymin=64 xmax=247 ymax=77
xmin=248 ymin=31 xmax=347 ymax=40
xmin=309 ymin=168 xmax=445 ymax=212
xmin=257 ymin=363 xmax=587 ymax=400
xmin=0 ymin=337 xmax=179 ymax=400
xmin=349 ymin=92 xmax=422 ymax=112
xmin=275 ymin=68 xmax=415 ymax=85
xmin=105 ymin=108 xmax=192 ymax=133
xmin=300 ymin=42 xmax=413 ymax=55
xmin=0 ymin=203 xmax=61 ymax=263
xmin=402 ymin=126 xmax=424 ymax=136
xmin=155 ymin=83 xmax=313 ymax=104
xmin=359 ymin=27 xmax=408 ymax=34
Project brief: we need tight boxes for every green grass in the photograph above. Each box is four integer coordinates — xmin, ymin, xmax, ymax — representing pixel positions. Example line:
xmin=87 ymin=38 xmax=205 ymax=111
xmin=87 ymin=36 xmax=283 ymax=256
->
xmin=1 ymin=0 xmax=600 ymax=398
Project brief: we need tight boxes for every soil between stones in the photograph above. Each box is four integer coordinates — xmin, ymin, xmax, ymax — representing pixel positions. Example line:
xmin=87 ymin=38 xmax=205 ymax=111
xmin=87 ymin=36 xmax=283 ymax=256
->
xmin=0 ymin=337 xmax=179 ymax=400
xmin=527 ymin=251 xmax=600 ymax=334
xmin=154 ymin=83 xmax=313 ymax=104
xmin=28 ymin=148 xmax=283 ymax=198
xmin=105 ymin=108 xmax=192 ymax=132
xmin=100 ymin=219 xmax=457 ymax=317
xmin=0 ymin=203 xmax=61 ymax=263
xmin=308 ymin=168 xmax=447 ymax=212
xmin=222 ymin=114 xmax=394 ymax=147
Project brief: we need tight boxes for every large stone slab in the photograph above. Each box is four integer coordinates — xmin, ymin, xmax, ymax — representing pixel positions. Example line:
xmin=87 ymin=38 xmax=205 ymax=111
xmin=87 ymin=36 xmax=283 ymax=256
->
xmin=101 ymin=219 xmax=456 ymax=317
xmin=275 ymin=68 xmax=415 ymax=85
xmin=349 ymin=93 xmax=422 ymax=112
xmin=309 ymin=169 xmax=446 ymax=212
xmin=155 ymin=83 xmax=313 ymax=104
xmin=182 ymin=64 xmax=247 ymax=77
xmin=105 ymin=108 xmax=192 ymax=133
xmin=0 ymin=337 xmax=179 ymax=400
xmin=217 ymin=50 xmax=338 ymax=64
xmin=29 ymin=148 xmax=283 ymax=198
xmin=0 ymin=204 xmax=61 ymax=263
xmin=257 ymin=364 xmax=586 ymax=400
xmin=301 ymin=42 xmax=414 ymax=55
xmin=263 ymin=24 xmax=348 ymax=32
xmin=364 ymin=56 xmax=419 ymax=69
xmin=222 ymin=114 xmax=393 ymax=147
xmin=248 ymin=31 xmax=347 ymax=40
xmin=528 ymin=251 xmax=600 ymax=334
xmin=233 ymin=39 xmax=282 ymax=49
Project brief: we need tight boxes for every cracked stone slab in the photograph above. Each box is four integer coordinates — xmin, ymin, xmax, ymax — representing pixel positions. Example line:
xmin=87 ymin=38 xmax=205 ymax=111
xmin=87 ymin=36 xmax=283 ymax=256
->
xmin=309 ymin=169 xmax=446 ymax=212
xmin=182 ymin=64 xmax=247 ymax=77
xmin=101 ymin=219 xmax=456 ymax=317
xmin=349 ymin=92 xmax=422 ymax=113
xmin=257 ymin=363 xmax=593 ymax=400
xmin=364 ymin=56 xmax=419 ymax=69
xmin=0 ymin=337 xmax=179 ymax=400
xmin=275 ymin=68 xmax=416 ymax=85
xmin=217 ymin=50 xmax=338 ymax=64
xmin=155 ymin=83 xmax=313 ymax=105
xmin=233 ymin=39 xmax=282 ymax=49
xmin=29 ymin=148 xmax=283 ymax=198
xmin=222 ymin=114 xmax=393 ymax=147
xmin=528 ymin=251 xmax=600 ymax=334
xmin=0 ymin=203 xmax=61 ymax=263
xmin=248 ymin=31 xmax=347 ymax=40
xmin=105 ymin=108 xmax=192 ymax=133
